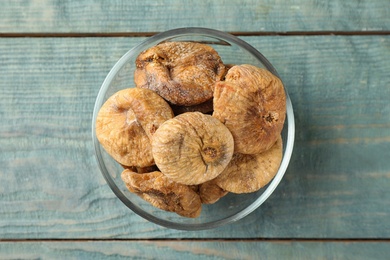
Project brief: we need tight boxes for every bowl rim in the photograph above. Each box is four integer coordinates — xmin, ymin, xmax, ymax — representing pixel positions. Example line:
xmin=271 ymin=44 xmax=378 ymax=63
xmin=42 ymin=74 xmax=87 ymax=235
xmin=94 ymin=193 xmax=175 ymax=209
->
xmin=92 ymin=27 xmax=295 ymax=230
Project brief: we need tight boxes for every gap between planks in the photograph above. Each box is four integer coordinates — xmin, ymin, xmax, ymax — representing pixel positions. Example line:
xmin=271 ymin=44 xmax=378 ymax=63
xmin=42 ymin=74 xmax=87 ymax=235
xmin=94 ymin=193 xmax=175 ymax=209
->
xmin=0 ymin=238 xmax=389 ymax=243
xmin=0 ymin=31 xmax=389 ymax=38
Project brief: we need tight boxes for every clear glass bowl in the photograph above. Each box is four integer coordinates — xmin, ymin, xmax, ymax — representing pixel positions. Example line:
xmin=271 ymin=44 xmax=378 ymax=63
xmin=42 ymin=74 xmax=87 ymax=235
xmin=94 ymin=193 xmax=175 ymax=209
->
xmin=92 ymin=27 xmax=295 ymax=230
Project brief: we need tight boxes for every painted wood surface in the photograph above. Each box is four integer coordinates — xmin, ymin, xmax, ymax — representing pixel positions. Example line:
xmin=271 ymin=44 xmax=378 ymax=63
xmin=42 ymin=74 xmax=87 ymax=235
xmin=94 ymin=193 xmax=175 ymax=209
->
xmin=0 ymin=241 xmax=389 ymax=259
xmin=0 ymin=0 xmax=389 ymax=33
xmin=1 ymin=36 xmax=389 ymax=239
xmin=1 ymin=0 xmax=390 ymax=258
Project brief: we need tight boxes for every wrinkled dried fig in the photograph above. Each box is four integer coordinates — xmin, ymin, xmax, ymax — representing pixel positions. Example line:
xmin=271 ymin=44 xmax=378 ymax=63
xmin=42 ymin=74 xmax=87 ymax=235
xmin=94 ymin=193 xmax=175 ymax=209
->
xmin=213 ymin=64 xmax=286 ymax=154
xmin=214 ymin=136 xmax=283 ymax=193
xmin=121 ymin=169 xmax=202 ymax=218
xmin=152 ymin=112 xmax=234 ymax=185
xmin=96 ymin=88 xmax=174 ymax=167
xmin=199 ymin=179 xmax=228 ymax=204
xmin=135 ymin=41 xmax=225 ymax=106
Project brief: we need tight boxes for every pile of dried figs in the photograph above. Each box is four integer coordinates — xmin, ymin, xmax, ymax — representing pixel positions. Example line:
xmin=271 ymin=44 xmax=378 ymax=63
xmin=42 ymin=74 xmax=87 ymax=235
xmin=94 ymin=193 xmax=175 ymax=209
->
xmin=96 ymin=41 xmax=286 ymax=218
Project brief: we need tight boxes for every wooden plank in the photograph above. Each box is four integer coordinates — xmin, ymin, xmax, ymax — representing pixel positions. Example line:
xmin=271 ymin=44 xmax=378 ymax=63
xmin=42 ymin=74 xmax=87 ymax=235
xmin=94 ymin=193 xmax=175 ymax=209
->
xmin=0 ymin=0 xmax=389 ymax=33
xmin=0 ymin=240 xmax=389 ymax=259
xmin=0 ymin=36 xmax=389 ymax=239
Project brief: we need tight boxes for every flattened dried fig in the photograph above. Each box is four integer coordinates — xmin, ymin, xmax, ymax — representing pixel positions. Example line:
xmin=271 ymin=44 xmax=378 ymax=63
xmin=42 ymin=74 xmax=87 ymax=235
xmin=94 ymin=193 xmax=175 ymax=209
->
xmin=121 ymin=169 xmax=202 ymax=218
xmin=213 ymin=64 xmax=286 ymax=154
xmin=199 ymin=179 xmax=228 ymax=204
xmin=214 ymin=136 xmax=283 ymax=193
xmin=96 ymin=88 xmax=173 ymax=167
xmin=135 ymin=41 xmax=225 ymax=106
xmin=152 ymin=112 xmax=234 ymax=185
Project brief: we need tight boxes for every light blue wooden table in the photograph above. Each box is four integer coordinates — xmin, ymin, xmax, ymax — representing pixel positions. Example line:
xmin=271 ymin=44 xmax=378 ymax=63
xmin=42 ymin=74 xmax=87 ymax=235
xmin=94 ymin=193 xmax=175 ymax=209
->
xmin=1 ymin=1 xmax=389 ymax=259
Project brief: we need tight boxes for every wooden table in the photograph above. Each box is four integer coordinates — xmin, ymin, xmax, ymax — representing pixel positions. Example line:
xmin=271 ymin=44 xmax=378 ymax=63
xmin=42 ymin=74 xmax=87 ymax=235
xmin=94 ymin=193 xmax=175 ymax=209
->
xmin=1 ymin=1 xmax=389 ymax=259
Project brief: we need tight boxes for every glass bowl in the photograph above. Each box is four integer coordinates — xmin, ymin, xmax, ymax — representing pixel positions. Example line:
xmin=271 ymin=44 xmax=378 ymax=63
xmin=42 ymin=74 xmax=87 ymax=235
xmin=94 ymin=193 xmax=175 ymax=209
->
xmin=92 ymin=27 xmax=295 ymax=230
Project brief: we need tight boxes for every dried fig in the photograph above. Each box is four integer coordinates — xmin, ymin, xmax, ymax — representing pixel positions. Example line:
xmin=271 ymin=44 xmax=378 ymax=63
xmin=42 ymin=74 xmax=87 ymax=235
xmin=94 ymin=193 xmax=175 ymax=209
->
xmin=199 ymin=179 xmax=228 ymax=204
xmin=214 ymin=136 xmax=283 ymax=193
xmin=121 ymin=169 xmax=202 ymax=218
xmin=135 ymin=41 xmax=225 ymax=106
xmin=152 ymin=112 xmax=234 ymax=185
xmin=96 ymin=88 xmax=174 ymax=167
xmin=213 ymin=64 xmax=286 ymax=154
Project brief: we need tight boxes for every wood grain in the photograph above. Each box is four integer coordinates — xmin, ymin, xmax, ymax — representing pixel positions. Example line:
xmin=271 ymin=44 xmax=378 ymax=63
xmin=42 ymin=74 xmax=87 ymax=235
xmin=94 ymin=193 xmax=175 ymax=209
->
xmin=0 ymin=240 xmax=389 ymax=259
xmin=0 ymin=36 xmax=389 ymax=239
xmin=0 ymin=0 xmax=389 ymax=33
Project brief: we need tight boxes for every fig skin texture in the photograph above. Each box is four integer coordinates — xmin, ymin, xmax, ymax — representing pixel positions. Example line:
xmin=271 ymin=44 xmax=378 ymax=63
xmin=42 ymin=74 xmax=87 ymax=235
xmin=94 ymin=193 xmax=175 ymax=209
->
xmin=152 ymin=112 xmax=234 ymax=185
xmin=199 ymin=179 xmax=228 ymax=204
xmin=95 ymin=88 xmax=174 ymax=167
xmin=213 ymin=64 xmax=286 ymax=154
xmin=121 ymin=169 xmax=202 ymax=218
xmin=214 ymin=136 xmax=283 ymax=194
xmin=134 ymin=41 xmax=226 ymax=106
